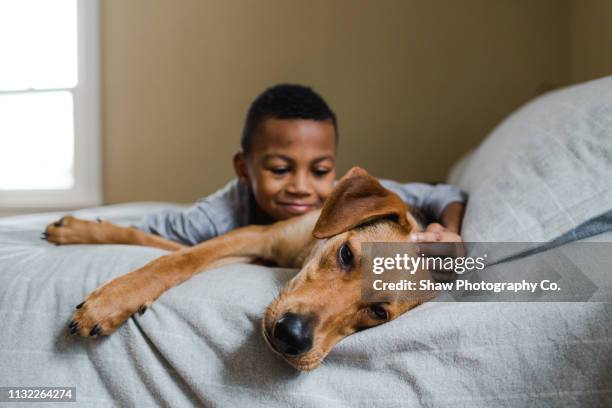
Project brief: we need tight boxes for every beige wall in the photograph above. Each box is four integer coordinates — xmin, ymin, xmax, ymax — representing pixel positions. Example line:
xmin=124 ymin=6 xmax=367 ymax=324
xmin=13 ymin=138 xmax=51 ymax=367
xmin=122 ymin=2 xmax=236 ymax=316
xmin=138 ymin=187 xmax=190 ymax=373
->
xmin=102 ymin=0 xmax=572 ymax=203
xmin=569 ymin=0 xmax=612 ymax=83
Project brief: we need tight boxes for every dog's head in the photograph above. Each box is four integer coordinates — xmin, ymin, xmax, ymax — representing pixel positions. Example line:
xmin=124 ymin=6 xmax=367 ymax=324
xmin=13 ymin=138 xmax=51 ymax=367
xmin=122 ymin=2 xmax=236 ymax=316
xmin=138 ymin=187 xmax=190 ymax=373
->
xmin=262 ymin=167 xmax=428 ymax=371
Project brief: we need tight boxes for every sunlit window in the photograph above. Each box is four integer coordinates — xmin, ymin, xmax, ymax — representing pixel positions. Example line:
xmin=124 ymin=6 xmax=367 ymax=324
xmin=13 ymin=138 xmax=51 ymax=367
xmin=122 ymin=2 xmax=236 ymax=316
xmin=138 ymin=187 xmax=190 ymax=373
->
xmin=0 ymin=0 xmax=77 ymax=190
xmin=0 ymin=0 xmax=100 ymax=208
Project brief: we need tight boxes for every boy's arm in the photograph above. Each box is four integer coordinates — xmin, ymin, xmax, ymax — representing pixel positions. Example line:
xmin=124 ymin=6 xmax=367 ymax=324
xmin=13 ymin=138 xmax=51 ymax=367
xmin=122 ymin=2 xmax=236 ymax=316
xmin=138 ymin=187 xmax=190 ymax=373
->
xmin=378 ymin=179 xmax=467 ymax=243
xmin=439 ymin=201 xmax=465 ymax=234
xmin=139 ymin=179 xmax=249 ymax=246
xmin=139 ymin=205 xmax=218 ymax=246
xmin=379 ymin=180 xmax=467 ymax=223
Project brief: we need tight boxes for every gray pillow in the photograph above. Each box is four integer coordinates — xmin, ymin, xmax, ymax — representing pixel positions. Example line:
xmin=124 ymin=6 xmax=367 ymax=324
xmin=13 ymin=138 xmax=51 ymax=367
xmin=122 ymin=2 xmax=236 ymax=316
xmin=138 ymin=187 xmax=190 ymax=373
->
xmin=453 ymin=76 xmax=612 ymax=242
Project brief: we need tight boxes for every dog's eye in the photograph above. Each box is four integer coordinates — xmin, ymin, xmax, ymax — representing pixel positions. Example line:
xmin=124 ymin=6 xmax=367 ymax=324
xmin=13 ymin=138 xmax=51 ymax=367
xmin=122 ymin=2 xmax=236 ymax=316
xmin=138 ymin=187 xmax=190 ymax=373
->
xmin=369 ymin=304 xmax=388 ymax=321
xmin=338 ymin=243 xmax=354 ymax=268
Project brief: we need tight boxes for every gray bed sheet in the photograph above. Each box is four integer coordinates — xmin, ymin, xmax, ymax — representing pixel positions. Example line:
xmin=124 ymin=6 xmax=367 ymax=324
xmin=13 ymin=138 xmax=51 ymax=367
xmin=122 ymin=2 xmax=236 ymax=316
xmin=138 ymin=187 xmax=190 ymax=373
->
xmin=0 ymin=204 xmax=611 ymax=407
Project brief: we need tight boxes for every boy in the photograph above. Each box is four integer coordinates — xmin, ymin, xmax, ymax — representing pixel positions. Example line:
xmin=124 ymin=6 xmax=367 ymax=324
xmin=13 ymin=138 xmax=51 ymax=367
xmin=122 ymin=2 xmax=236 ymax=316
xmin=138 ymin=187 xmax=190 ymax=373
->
xmin=137 ymin=84 xmax=466 ymax=246
xmin=45 ymin=84 xmax=466 ymax=248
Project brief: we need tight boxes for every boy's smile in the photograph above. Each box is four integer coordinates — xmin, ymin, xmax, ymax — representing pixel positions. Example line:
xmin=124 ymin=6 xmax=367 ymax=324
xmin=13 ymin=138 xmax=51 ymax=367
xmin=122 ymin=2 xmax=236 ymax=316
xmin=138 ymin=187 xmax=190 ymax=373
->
xmin=234 ymin=118 xmax=337 ymax=221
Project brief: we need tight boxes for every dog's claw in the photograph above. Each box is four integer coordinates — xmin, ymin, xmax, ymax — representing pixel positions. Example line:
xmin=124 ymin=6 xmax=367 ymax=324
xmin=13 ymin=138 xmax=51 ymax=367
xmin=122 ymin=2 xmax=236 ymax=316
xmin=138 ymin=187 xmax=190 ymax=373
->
xmin=96 ymin=218 xmax=102 ymax=223
xmin=138 ymin=305 xmax=147 ymax=315
xmin=75 ymin=302 xmax=84 ymax=309
xmin=69 ymin=320 xmax=78 ymax=329
xmin=53 ymin=217 xmax=65 ymax=227
xmin=69 ymin=323 xmax=79 ymax=335
xmin=89 ymin=324 xmax=101 ymax=337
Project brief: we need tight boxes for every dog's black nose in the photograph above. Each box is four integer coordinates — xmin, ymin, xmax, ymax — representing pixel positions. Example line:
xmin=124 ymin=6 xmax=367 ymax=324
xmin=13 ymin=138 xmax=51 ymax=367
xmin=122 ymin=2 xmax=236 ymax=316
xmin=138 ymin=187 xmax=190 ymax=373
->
xmin=272 ymin=313 xmax=313 ymax=356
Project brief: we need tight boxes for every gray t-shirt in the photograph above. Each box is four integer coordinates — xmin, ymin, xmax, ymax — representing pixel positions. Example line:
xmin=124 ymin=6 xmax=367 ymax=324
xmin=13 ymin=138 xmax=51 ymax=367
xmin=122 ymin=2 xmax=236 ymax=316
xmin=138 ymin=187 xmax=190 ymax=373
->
xmin=139 ymin=178 xmax=467 ymax=246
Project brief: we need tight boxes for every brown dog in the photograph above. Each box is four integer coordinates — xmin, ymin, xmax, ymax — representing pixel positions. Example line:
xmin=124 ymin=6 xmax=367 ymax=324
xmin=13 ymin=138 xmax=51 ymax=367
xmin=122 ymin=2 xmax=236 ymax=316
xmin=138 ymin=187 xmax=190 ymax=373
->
xmin=48 ymin=167 xmax=431 ymax=371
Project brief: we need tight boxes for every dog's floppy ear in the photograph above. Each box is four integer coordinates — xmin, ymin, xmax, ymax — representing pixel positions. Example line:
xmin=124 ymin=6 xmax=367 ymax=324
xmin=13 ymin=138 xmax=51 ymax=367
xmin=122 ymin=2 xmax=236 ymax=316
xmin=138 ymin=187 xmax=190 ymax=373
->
xmin=313 ymin=167 xmax=411 ymax=239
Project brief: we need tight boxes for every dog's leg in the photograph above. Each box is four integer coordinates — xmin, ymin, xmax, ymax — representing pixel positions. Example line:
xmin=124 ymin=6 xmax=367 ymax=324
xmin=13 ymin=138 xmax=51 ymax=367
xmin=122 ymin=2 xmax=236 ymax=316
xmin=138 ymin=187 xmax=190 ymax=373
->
xmin=69 ymin=211 xmax=320 ymax=337
xmin=44 ymin=216 xmax=185 ymax=251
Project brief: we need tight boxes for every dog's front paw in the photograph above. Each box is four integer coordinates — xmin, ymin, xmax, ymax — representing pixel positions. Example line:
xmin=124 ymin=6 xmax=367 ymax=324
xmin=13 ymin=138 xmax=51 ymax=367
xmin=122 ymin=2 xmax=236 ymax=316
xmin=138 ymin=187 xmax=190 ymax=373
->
xmin=68 ymin=270 xmax=155 ymax=337
xmin=43 ymin=216 xmax=103 ymax=245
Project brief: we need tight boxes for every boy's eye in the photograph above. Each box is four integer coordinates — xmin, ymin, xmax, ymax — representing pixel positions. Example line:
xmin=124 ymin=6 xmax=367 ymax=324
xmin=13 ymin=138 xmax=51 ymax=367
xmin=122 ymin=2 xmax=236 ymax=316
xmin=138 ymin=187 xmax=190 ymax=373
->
xmin=312 ymin=168 xmax=331 ymax=177
xmin=269 ymin=167 xmax=290 ymax=175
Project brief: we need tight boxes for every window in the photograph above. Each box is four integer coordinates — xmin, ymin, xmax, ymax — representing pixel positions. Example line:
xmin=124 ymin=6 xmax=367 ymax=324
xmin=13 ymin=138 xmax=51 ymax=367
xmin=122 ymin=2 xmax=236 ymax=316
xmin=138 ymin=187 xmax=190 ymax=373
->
xmin=0 ymin=0 xmax=101 ymax=210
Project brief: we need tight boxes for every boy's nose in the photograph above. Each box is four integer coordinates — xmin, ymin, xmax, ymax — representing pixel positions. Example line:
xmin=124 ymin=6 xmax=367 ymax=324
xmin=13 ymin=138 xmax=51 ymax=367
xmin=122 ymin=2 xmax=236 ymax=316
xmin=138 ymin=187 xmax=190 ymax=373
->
xmin=286 ymin=173 xmax=311 ymax=195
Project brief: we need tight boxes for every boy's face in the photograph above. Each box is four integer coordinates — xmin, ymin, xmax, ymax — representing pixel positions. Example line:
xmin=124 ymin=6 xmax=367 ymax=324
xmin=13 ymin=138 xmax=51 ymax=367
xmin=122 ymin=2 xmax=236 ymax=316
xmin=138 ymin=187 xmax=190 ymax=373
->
xmin=234 ymin=118 xmax=337 ymax=221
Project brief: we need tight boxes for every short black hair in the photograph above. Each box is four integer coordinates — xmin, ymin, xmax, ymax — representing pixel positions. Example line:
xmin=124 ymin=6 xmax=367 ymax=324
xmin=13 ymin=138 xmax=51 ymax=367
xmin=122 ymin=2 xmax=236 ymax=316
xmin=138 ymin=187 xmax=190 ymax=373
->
xmin=240 ymin=84 xmax=338 ymax=152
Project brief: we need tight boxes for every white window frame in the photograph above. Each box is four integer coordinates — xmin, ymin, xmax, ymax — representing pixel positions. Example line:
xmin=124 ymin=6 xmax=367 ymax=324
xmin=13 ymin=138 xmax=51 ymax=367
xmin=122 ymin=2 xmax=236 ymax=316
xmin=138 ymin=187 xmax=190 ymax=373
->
xmin=0 ymin=0 xmax=101 ymax=212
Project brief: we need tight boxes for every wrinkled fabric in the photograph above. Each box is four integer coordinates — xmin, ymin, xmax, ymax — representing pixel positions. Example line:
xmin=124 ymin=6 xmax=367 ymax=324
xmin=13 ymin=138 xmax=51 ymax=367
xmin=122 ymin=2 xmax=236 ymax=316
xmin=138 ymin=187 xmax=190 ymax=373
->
xmin=0 ymin=205 xmax=610 ymax=407
xmin=455 ymin=76 xmax=612 ymax=244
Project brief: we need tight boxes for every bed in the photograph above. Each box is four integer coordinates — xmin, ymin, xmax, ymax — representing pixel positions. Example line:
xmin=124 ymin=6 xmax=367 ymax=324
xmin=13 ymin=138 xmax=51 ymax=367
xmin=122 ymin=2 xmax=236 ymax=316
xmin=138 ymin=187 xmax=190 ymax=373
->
xmin=1 ymin=77 xmax=611 ymax=407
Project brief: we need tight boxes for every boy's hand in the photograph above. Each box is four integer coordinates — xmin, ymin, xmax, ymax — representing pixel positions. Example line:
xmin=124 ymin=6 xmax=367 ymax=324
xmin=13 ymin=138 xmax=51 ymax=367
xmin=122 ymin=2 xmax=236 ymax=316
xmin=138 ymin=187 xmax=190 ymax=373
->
xmin=409 ymin=202 xmax=467 ymax=274
xmin=410 ymin=224 xmax=465 ymax=272
xmin=410 ymin=223 xmax=463 ymax=243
